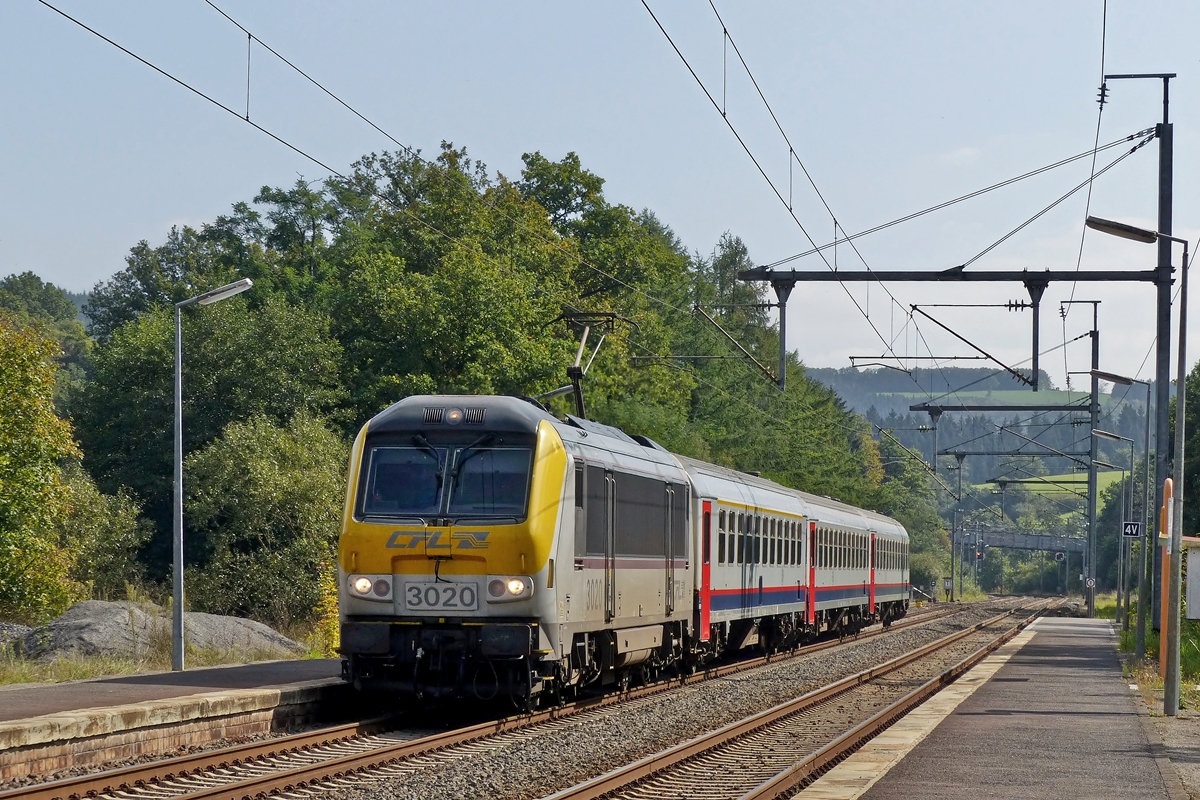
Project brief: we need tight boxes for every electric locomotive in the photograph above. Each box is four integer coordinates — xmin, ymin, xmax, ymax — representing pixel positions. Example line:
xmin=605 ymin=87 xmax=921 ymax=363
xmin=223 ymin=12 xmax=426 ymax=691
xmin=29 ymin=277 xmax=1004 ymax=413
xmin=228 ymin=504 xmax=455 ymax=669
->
xmin=338 ymin=394 xmax=908 ymax=705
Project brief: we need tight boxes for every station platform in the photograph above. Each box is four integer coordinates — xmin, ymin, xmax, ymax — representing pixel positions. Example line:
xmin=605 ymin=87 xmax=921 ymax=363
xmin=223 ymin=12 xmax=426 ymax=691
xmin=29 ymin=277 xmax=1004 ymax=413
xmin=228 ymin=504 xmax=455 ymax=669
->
xmin=0 ymin=658 xmax=341 ymax=722
xmin=807 ymin=617 xmax=1187 ymax=800
xmin=0 ymin=659 xmax=345 ymax=779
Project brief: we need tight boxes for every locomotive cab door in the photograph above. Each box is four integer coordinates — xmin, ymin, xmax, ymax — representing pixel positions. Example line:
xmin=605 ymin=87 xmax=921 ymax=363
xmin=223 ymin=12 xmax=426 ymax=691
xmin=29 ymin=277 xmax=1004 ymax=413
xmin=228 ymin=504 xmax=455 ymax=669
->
xmin=605 ymin=471 xmax=616 ymax=621
xmin=664 ymin=484 xmax=676 ymax=616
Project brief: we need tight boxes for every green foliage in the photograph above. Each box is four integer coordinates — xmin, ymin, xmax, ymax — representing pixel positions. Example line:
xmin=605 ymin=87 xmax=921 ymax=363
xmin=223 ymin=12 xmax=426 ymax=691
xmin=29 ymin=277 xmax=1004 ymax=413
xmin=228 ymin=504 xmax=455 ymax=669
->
xmin=72 ymin=298 xmax=345 ymax=576
xmin=184 ymin=412 xmax=348 ymax=628
xmin=57 ymin=463 xmax=154 ymax=600
xmin=0 ymin=272 xmax=92 ymax=409
xmin=56 ymin=144 xmax=950 ymax=627
xmin=0 ymin=317 xmax=82 ymax=622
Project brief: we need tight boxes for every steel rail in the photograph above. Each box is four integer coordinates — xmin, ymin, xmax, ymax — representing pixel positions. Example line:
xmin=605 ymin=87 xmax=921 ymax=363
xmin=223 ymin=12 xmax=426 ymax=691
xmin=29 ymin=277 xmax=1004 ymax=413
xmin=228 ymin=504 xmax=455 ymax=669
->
xmin=0 ymin=602 xmax=966 ymax=800
xmin=541 ymin=605 xmax=1039 ymax=800
xmin=0 ymin=718 xmax=401 ymax=800
xmin=738 ymin=605 xmax=1046 ymax=799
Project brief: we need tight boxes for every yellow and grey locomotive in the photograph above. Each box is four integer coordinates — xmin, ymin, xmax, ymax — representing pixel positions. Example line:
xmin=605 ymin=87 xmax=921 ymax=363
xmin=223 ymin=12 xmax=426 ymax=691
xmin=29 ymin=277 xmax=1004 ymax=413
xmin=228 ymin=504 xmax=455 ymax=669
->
xmin=338 ymin=395 xmax=908 ymax=704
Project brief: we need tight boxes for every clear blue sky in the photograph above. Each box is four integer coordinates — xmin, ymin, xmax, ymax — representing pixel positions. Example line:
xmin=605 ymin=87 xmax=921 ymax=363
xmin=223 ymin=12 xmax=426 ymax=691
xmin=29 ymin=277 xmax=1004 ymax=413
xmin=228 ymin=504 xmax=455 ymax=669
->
xmin=1 ymin=1 xmax=1197 ymax=389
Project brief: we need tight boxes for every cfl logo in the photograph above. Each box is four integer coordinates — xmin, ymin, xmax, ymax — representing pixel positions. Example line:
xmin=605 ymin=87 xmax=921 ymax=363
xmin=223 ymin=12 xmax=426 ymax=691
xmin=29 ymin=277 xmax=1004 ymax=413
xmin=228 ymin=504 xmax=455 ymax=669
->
xmin=385 ymin=531 xmax=491 ymax=550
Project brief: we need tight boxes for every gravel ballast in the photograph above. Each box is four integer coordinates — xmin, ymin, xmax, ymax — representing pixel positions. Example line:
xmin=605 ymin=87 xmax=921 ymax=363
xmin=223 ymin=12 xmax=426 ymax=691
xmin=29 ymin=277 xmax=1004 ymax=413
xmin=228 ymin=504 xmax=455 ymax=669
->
xmin=323 ymin=600 xmax=1030 ymax=800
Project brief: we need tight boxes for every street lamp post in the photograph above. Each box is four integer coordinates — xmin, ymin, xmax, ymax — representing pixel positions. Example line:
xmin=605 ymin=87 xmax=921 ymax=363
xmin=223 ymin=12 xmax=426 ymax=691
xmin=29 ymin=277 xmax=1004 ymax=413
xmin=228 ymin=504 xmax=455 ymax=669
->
xmin=172 ymin=278 xmax=253 ymax=671
xmin=1094 ymin=430 xmax=1137 ymax=629
xmin=1092 ymin=370 xmax=1153 ymax=657
xmin=1086 ymin=216 xmax=1189 ymax=715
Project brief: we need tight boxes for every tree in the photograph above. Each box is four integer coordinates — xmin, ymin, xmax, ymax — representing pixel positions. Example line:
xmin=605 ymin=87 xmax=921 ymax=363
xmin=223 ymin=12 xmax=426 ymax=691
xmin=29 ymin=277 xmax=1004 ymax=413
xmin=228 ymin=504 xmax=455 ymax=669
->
xmin=72 ymin=297 xmax=345 ymax=576
xmin=0 ymin=272 xmax=92 ymax=408
xmin=57 ymin=463 xmax=155 ymax=600
xmin=0 ymin=316 xmax=82 ymax=622
xmin=183 ymin=412 xmax=347 ymax=627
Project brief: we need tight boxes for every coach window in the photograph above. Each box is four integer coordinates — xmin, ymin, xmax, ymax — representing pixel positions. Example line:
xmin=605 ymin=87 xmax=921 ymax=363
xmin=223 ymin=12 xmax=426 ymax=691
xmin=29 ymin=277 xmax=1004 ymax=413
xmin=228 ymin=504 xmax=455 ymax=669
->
xmin=729 ymin=513 xmax=739 ymax=563
xmin=717 ymin=510 xmax=726 ymax=564
xmin=771 ymin=518 xmax=778 ymax=565
xmin=752 ymin=516 xmax=760 ymax=564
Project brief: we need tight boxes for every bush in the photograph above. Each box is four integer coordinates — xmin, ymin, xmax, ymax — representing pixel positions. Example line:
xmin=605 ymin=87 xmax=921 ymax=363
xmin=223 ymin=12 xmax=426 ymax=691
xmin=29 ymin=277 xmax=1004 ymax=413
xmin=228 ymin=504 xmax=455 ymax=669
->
xmin=0 ymin=318 xmax=82 ymax=623
xmin=184 ymin=411 xmax=347 ymax=628
xmin=57 ymin=463 xmax=154 ymax=600
xmin=909 ymin=551 xmax=947 ymax=597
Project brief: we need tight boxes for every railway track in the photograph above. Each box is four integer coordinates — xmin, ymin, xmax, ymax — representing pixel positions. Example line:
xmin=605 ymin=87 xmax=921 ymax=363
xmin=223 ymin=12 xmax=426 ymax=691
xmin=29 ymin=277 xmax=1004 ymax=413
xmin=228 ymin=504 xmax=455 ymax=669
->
xmin=543 ymin=601 xmax=1052 ymax=800
xmin=0 ymin=601 xmax=986 ymax=800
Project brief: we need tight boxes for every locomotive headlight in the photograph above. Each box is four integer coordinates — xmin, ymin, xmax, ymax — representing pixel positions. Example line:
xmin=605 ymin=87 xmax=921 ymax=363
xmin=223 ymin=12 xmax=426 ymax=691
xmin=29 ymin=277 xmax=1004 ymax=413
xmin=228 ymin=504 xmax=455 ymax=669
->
xmin=352 ymin=576 xmax=373 ymax=595
xmin=486 ymin=575 xmax=533 ymax=603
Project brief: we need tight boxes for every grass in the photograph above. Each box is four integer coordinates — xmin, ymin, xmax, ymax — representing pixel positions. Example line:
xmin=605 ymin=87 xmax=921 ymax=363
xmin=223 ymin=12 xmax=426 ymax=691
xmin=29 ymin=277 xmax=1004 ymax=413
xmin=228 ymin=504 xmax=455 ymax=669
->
xmin=0 ymin=607 xmax=332 ymax=686
xmin=1117 ymin=598 xmax=1200 ymax=710
xmin=972 ymin=469 xmax=1125 ymax=497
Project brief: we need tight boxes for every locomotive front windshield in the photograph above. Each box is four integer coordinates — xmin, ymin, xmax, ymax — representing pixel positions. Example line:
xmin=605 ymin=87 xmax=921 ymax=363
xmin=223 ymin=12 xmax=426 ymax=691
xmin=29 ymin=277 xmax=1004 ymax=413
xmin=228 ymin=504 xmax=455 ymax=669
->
xmin=359 ymin=442 xmax=533 ymax=519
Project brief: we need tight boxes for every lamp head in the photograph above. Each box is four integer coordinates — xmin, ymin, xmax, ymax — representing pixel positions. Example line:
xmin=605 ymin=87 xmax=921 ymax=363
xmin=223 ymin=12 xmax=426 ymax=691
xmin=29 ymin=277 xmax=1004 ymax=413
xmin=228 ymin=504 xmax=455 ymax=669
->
xmin=1085 ymin=216 xmax=1158 ymax=244
xmin=1089 ymin=368 xmax=1134 ymax=386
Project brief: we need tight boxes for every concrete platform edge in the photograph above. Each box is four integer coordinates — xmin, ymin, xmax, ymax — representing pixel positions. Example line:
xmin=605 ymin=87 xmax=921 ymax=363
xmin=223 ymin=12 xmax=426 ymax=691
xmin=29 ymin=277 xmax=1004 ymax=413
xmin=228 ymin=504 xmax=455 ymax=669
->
xmin=1135 ymin=694 xmax=1190 ymax=800
xmin=0 ymin=677 xmax=350 ymax=779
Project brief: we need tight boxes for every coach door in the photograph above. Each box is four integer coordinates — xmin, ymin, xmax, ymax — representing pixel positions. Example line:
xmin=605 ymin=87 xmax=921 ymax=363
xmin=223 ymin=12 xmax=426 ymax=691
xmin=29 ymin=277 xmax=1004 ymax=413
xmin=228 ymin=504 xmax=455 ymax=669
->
xmin=869 ymin=532 xmax=877 ymax=614
xmin=807 ymin=520 xmax=817 ymax=624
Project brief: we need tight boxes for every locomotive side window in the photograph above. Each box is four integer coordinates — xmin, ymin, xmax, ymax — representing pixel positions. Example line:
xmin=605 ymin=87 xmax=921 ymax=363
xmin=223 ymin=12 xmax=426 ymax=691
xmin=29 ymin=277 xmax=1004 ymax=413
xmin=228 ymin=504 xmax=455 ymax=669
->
xmin=613 ymin=472 xmax=668 ymax=557
xmin=585 ymin=465 xmax=608 ymax=556
xmin=574 ymin=462 xmax=586 ymax=557
xmin=672 ymin=485 xmax=688 ymax=559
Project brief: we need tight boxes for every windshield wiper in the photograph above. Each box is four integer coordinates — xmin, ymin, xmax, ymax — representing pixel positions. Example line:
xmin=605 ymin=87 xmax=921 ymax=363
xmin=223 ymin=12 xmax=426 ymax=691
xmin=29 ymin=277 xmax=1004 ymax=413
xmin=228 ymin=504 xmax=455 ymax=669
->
xmin=450 ymin=434 xmax=496 ymax=482
xmin=412 ymin=434 xmax=445 ymax=495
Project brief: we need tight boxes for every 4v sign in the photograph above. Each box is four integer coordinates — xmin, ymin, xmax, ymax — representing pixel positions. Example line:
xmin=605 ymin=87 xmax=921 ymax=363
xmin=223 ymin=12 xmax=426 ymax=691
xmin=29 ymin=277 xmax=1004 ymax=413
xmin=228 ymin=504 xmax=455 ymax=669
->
xmin=1123 ymin=521 xmax=1142 ymax=539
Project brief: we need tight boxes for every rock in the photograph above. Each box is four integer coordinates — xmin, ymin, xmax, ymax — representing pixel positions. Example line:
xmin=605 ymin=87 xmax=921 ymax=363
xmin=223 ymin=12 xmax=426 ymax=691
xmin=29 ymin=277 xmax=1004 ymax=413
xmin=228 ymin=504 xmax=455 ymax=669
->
xmin=16 ymin=600 xmax=305 ymax=661
xmin=183 ymin=612 xmax=305 ymax=656
xmin=17 ymin=601 xmax=164 ymax=660
xmin=0 ymin=622 xmax=33 ymax=651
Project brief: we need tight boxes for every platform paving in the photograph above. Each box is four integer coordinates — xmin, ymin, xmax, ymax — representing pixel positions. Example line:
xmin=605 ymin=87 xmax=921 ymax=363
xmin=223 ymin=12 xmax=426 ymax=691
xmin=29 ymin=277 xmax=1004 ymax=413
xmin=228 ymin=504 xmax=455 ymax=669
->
xmin=852 ymin=617 xmax=1178 ymax=800
xmin=0 ymin=658 xmax=341 ymax=722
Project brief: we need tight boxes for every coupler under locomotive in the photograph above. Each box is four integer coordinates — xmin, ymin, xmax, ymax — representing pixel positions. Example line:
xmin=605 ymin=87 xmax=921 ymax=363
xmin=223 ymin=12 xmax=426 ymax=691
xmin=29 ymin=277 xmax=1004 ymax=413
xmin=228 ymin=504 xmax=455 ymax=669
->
xmin=341 ymin=619 xmax=552 ymax=707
